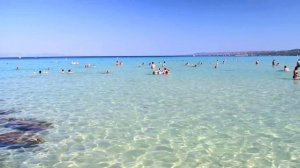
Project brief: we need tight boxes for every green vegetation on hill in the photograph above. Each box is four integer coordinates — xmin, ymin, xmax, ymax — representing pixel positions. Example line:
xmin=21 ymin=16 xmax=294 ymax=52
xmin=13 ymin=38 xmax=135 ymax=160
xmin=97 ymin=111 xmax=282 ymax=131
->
xmin=196 ymin=49 xmax=300 ymax=56
xmin=260 ymin=49 xmax=300 ymax=56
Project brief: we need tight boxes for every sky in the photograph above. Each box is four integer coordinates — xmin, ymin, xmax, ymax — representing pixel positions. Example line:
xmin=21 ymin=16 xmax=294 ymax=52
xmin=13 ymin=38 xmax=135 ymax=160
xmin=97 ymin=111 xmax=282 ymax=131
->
xmin=0 ymin=0 xmax=300 ymax=56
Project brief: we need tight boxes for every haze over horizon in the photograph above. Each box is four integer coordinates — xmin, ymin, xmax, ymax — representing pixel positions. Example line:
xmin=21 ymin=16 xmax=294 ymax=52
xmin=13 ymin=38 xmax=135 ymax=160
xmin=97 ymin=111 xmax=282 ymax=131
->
xmin=1 ymin=0 xmax=300 ymax=57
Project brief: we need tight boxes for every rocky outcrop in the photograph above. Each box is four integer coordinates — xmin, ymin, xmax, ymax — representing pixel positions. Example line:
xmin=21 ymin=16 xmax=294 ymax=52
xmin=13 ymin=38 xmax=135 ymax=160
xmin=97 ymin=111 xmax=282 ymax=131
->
xmin=0 ymin=108 xmax=52 ymax=149
xmin=4 ymin=119 xmax=52 ymax=132
xmin=0 ymin=131 xmax=44 ymax=149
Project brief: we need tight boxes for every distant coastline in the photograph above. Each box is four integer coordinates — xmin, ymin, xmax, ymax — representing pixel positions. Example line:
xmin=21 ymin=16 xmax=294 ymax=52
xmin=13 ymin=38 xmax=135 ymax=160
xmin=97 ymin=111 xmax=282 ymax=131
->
xmin=194 ymin=49 xmax=300 ymax=56
xmin=0 ymin=55 xmax=191 ymax=59
xmin=0 ymin=49 xmax=299 ymax=59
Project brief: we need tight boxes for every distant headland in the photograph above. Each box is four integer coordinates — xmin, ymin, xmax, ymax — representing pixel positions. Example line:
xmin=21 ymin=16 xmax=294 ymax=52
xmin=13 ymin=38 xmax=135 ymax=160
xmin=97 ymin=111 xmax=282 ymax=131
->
xmin=194 ymin=49 xmax=300 ymax=56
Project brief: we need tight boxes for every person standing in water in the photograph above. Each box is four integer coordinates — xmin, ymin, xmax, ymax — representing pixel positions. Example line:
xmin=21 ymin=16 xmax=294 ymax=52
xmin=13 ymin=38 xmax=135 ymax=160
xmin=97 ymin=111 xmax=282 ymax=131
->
xmin=293 ymin=65 xmax=300 ymax=79
xmin=150 ymin=62 xmax=156 ymax=71
xmin=272 ymin=59 xmax=276 ymax=67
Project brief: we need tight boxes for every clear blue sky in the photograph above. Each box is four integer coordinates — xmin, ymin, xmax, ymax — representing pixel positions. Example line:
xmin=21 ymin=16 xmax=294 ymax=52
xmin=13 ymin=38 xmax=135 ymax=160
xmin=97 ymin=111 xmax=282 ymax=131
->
xmin=0 ymin=0 xmax=300 ymax=56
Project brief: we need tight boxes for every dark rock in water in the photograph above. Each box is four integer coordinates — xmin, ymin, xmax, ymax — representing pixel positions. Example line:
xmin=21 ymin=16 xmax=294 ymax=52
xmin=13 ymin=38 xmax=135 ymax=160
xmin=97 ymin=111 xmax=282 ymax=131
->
xmin=4 ymin=119 xmax=52 ymax=132
xmin=0 ymin=131 xmax=44 ymax=149
xmin=0 ymin=109 xmax=20 ymax=115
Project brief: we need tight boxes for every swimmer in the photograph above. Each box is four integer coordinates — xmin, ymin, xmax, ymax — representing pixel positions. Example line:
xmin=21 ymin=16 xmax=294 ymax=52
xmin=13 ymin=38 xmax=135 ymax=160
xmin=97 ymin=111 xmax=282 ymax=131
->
xmin=284 ymin=66 xmax=289 ymax=72
xmin=214 ymin=61 xmax=219 ymax=68
xmin=100 ymin=70 xmax=112 ymax=74
xmin=16 ymin=67 xmax=19 ymax=70
xmin=115 ymin=60 xmax=120 ymax=66
xmin=255 ymin=60 xmax=259 ymax=65
xmin=163 ymin=68 xmax=170 ymax=75
xmin=214 ymin=60 xmax=219 ymax=68
xmin=67 ymin=69 xmax=73 ymax=74
xmin=276 ymin=63 xmax=280 ymax=66
xmin=188 ymin=64 xmax=197 ymax=67
xmin=138 ymin=62 xmax=144 ymax=67
xmin=39 ymin=70 xmax=42 ymax=74
xmin=61 ymin=69 xmax=65 ymax=73
xmin=158 ymin=68 xmax=163 ymax=75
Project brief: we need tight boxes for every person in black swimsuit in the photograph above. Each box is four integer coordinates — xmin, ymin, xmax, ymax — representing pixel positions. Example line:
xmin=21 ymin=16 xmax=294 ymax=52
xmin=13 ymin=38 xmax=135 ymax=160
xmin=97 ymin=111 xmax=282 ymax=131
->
xmin=293 ymin=65 xmax=300 ymax=79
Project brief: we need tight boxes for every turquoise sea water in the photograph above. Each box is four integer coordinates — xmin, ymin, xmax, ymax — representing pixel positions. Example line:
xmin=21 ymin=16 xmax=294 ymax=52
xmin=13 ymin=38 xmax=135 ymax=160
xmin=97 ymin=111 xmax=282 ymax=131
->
xmin=0 ymin=56 xmax=300 ymax=168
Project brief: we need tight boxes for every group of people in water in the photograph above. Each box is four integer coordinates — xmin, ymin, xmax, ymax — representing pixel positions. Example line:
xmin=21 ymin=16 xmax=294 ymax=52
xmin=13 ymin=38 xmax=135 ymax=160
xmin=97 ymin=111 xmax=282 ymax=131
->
xmin=270 ymin=59 xmax=300 ymax=79
xmin=84 ymin=64 xmax=94 ymax=68
xmin=256 ymin=59 xmax=299 ymax=79
xmin=60 ymin=69 xmax=73 ymax=74
xmin=14 ymin=58 xmax=300 ymax=79
xmin=36 ymin=68 xmax=72 ymax=74
xmin=150 ymin=61 xmax=170 ymax=75
xmin=115 ymin=60 xmax=123 ymax=67
xmin=185 ymin=61 xmax=203 ymax=67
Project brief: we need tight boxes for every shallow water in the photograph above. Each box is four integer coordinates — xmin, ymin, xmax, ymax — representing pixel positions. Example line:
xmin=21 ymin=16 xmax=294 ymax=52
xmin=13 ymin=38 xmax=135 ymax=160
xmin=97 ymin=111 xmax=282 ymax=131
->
xmin=0 ymin=56 xmax=300 ymax=167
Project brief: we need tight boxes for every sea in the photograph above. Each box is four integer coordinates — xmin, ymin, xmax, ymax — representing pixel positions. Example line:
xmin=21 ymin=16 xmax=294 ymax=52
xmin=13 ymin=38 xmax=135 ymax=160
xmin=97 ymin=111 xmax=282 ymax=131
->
xmin=0 ymin=56 xmax=299 ymax=168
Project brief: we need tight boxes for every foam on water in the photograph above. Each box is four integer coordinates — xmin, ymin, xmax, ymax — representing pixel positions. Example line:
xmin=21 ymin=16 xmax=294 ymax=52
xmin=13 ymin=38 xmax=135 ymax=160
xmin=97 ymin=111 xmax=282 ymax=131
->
xmin=0 ymin=56 xmax=300 ymax=167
